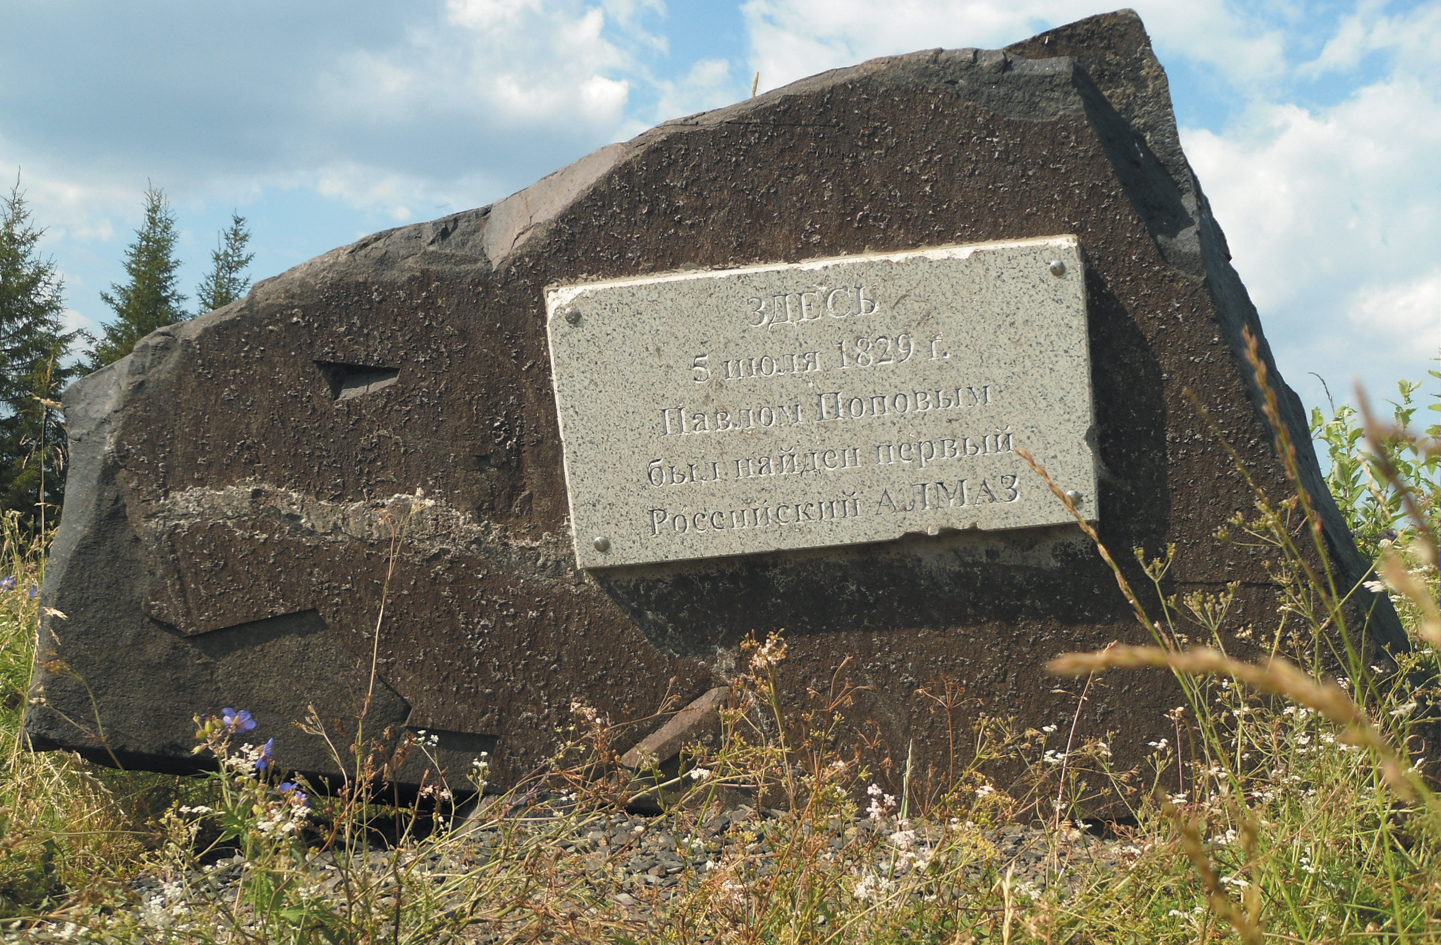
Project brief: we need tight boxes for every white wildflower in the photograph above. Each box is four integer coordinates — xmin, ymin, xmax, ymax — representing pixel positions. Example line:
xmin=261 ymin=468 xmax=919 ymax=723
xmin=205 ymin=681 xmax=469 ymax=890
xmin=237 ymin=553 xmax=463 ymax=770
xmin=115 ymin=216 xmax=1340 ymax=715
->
xmin=853 ymin=872 xmax=894 ymax=901
xmin=748 ymin=636 xmax=787 ymax=671
xmin=1013 ymin=880 xmax=1041 ymax=901
xmin=569 ymin=701 xmax=600 ymax=724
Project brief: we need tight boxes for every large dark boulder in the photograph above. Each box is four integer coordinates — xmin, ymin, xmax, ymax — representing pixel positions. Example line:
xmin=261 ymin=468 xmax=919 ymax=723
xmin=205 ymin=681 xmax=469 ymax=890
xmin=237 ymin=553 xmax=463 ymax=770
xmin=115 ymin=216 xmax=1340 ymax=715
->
xmin=26 ymin=10 xmax=1401 ymax=795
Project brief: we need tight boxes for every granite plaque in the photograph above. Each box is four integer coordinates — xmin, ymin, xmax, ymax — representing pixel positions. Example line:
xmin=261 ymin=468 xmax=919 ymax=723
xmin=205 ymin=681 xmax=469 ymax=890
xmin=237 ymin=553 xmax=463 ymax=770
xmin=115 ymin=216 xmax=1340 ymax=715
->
xmin=547 ymin=236 xmax=1097 ymax=568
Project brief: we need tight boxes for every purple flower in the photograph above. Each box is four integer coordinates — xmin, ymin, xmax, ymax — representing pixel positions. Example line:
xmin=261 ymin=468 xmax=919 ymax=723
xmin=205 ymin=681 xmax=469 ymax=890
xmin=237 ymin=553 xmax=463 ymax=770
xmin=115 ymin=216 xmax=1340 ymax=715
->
xmin=26 ymin=584 xmax=38 ymax=599
xmin=222 ymin=708 xmax=256 ymax=733
xmin=255 ymin=738 xmax=275 ymax=773
xmin=0 ymin=576 xmax=15 ymax=592
xmin=277 ymin=781 xmax=308 ymax=807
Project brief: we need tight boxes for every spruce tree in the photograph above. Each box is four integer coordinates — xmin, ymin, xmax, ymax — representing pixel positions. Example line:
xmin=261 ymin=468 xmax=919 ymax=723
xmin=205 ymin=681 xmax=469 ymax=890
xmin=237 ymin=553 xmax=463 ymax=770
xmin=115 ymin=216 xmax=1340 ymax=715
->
xmin=195 ymin=212 xmax=254 ymax=314
xmin=90 ymin=185 xmax=186 ymax=368
xmin=0 ymin=176 xmax=80 ymax=531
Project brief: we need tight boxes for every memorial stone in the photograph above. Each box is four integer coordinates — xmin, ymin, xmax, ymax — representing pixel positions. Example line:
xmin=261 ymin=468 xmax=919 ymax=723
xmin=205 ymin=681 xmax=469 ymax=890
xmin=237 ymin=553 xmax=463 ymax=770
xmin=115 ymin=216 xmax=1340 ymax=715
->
xmin=26 ymin=10 xmax=1403 ymax=795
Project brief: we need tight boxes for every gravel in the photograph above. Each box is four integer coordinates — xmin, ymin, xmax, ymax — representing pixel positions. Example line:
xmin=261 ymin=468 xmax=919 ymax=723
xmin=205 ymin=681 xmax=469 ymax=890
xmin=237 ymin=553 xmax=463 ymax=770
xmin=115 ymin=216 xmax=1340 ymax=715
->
xmin=4 ymin=798 xmax=1135 ymax=943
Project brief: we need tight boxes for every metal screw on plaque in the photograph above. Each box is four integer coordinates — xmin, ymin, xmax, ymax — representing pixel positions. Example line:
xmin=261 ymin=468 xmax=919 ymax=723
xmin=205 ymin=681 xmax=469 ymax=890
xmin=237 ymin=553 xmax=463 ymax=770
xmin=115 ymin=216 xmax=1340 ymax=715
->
xmin=1049 ymin=259 xmax=1067 ymax=277
xmin=593 ymin=536 xmax=611 ymax=552
xmin=1064 ymin=489 xmax=1083 ymax=505
xmin=560 ymin=305 xmax=581 ymax=325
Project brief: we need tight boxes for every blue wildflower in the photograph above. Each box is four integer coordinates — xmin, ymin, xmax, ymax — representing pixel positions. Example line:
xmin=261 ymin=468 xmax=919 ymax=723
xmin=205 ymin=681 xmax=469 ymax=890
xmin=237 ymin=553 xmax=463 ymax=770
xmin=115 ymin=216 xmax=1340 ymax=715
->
xmin=26 ymin=584 xmax=38 ymax=599
xmin=222 ymin=708 xmax=256 ymax=733
xmin=0 ymin=576 xmax=15 ymax=592
xmin=277 ymin=781 xmax=308 ymax=807
xmin=255 ymin=737 xmax=275 ymax=773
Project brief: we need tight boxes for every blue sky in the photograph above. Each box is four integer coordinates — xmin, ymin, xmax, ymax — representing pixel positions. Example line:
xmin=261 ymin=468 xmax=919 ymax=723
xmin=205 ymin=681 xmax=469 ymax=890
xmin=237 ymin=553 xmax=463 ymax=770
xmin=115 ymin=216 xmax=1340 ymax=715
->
xmin=2 ymin=0 xmax=1437 ymax=417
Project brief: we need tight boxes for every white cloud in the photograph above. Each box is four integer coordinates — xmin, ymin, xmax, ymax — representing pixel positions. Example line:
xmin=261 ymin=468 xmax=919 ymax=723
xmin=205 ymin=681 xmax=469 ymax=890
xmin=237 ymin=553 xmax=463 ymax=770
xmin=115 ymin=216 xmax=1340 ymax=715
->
xmin=739 ymin=0 xmax=1289 ymax=94
xmin=445 ymin=0 xmax=544 ymax=30
xmin=1301 ymin=0 xmax=1441 ymax=80
xmin=1302 ymin=1 xmax=1385 ymax=76
xmin=0 ymin=0 xmax=673 ymax=316
xmin=1132 ymin=2 xmax=1287 ymax=88
xmin=742 ymin=0 xmax=1030 ymax=92
xmin=1184 ymin=72 xmax=1441 ymax=383
xmin=59 ymin=307 xmax=101 ymax=346
xmin=582 ymin=74 xmax=633 ymax=116
xmin=0 ymin=155 xmax=130 ymax=246
xmin=650 ymin=57 xmax=742 ymax=122
xmin=2 ymin=1 xmax=659 ymax=225
xmin=318 ymin=2 xmax=635 ymax=149
xmin=1350 ymin=271 xmax=1441 ymax=351
xmin=1 ymin=0 xmax=703 ymax=351
xmin=599 ymin=0 xmax=669 ymax=51
xmin=308 ymin=161 xmax=522 ymax=225
xmin=317 ymin=169 xmax=414 ymax=222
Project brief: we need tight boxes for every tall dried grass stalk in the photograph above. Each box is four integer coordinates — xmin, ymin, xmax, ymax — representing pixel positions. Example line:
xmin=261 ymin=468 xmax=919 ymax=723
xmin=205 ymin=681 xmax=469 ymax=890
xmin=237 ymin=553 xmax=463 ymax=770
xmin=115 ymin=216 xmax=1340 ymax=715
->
xmin=1170 ymin=803 xmax=1264 ymax=945
xmin=1012 ymin=448 xmax=1165 ymax=645
xmin=1047 ymin=645 xmax=1413 ymax=797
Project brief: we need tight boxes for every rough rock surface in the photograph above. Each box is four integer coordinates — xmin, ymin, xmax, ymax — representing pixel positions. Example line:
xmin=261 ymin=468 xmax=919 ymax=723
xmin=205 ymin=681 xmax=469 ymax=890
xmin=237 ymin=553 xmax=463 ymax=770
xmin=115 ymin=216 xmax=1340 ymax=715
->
xmin=26 ymin=10 xmax=1401 ymax=793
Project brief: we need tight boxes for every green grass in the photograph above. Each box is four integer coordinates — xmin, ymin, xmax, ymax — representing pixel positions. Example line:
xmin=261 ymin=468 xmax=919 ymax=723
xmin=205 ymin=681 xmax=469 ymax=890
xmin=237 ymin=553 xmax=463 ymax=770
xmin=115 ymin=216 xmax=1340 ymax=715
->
xmin=0 ymin=365 xmax=1437 ymax=943
xmin=0 ymin=513 xmax=154 ymax=914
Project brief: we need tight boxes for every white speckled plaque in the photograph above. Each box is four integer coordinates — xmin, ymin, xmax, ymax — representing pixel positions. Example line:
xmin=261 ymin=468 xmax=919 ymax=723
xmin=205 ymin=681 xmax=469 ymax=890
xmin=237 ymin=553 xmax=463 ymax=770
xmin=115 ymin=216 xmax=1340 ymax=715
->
xmin=546 ymin=236 xmax=1096 ymax=568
